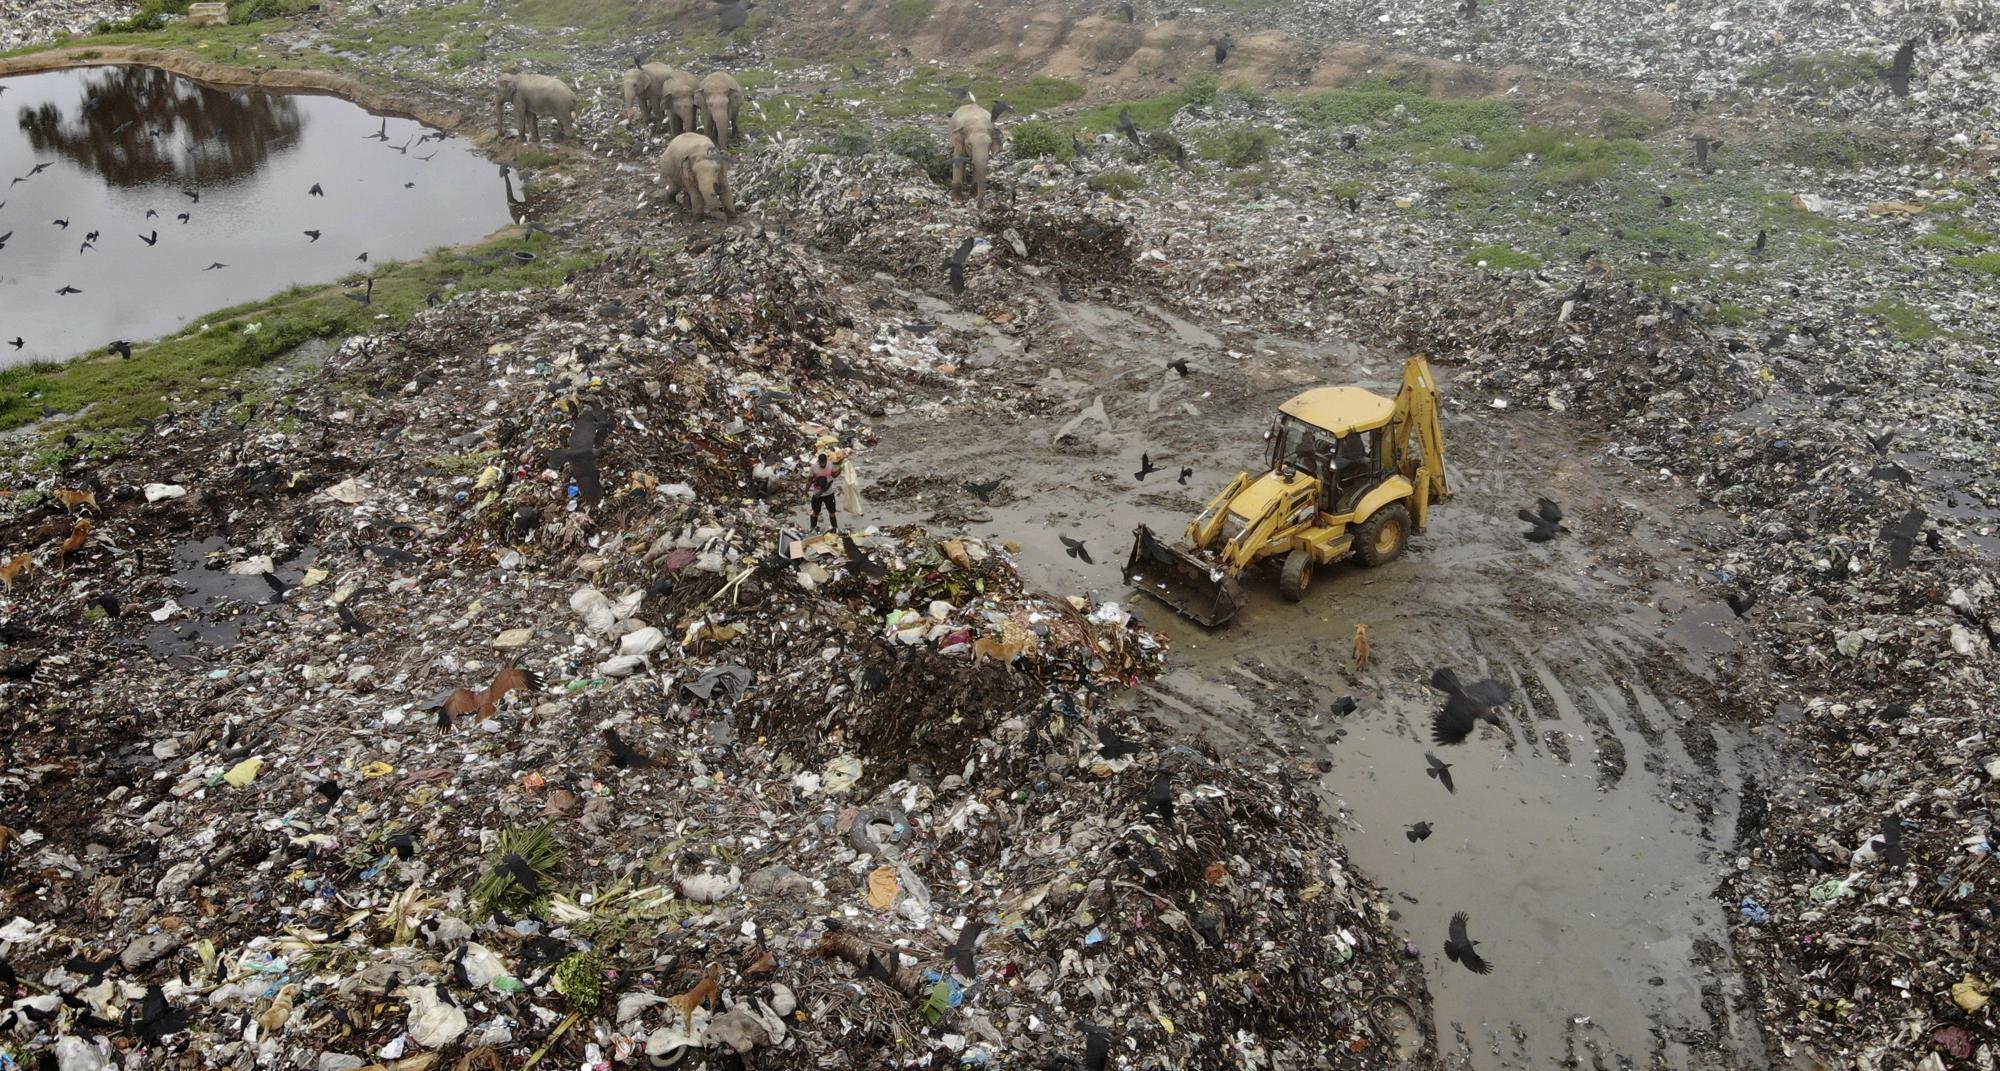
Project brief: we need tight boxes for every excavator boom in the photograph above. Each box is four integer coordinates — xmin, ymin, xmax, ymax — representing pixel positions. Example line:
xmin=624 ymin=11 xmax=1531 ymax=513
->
xmin=1388 ymin=356 xmax=1450 ymax=529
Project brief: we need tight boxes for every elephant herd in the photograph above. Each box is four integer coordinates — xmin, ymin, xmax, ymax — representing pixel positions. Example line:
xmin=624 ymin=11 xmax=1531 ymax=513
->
xmin=491 ymin=64 xmax=1006 ymax=225
xmin=492 ymin=65 xmax=742 ymax=223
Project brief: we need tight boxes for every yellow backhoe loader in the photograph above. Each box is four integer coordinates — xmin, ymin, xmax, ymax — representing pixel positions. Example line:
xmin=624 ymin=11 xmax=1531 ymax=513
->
xmin=1125 ymin=356 xmax=1450 ymax=625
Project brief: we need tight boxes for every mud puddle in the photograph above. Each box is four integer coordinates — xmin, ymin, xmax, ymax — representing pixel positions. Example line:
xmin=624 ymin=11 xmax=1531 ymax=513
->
xmin=864 ymin=293 xmax=1773 ymax=1068
xmin=146 ymin=535 xmax=318 ymax=663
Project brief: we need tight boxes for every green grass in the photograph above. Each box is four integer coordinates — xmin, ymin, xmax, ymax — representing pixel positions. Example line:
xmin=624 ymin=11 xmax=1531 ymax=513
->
xmin=1744 ymin=51 xmax=1880 ymax=91
xmin=1862 ymin=299 xmax=1941 ymax=340
xmin=1461 ymin=244 xmax=1542 ymax=270
xmin=1435 ymin=126 xmax=1650 ymax=177
xmin=880 ymin=126 xmax=953 ymax=184
xmin=878 ymin=69 xmax=1084 ymax=119
xmin=1073 ymin=85 xmax=1202 ymax=137
xmin=1713 ymin=304 xmax=1761 ymax=327
xmin=1009 ymin=120 xmax=1068 ymax=159
xmin=1200 ymin=126 xmax=1278 ymax=169
xmin=1290 ymin=88 xmax=1521 ymax=153
xmin=0 ymin=232 xmax=598 ymax=434
xmin=1946 ymin=252 xmax=2000 ymax=277
xmin=1088 ymin=170 xmax=1146 ymax=197
xmin=885 ymin=0 xmax=935 ymax=35
xmin=1913 ymin=218 xmax=1997 ymax=251
xmin=1770 ymin=126 xmax=1926 ymax=170
xmin=1595 ymin=109 xmax=1662 ymax=140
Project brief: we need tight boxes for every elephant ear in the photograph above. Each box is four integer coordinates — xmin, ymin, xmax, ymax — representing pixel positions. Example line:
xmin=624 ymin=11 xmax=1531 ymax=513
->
xmin=679 ymin=157 xmax=698 ymax=187
xmin=728 ymin=86 xmax=743 ymax=110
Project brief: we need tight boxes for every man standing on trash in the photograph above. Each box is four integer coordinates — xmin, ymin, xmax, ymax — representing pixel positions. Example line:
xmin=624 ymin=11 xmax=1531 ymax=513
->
xmin=808 ymin=448 xmax=842 ymax=531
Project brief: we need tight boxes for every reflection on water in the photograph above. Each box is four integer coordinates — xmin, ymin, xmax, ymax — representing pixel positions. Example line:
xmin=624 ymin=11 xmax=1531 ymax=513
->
xmin=18 ymin=66 xmax=302 ymax=188
xmin=0 ymin=65 xmax=513 ymax=366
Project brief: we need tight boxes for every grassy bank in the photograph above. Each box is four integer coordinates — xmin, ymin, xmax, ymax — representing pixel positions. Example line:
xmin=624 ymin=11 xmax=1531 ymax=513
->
xmin=0 ymin=232 xmax=597 ymax=435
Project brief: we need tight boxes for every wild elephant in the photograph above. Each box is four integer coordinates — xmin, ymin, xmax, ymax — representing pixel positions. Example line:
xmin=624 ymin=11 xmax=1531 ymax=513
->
xmin=496 ymin=73 xmax=576 ymax=142
xmin=695 ymin=72 xmax=743 ymax=152
xmin=660 ymin=70 xmax=702 ymax=136
xmin=949 ymin=103 xmax=1001 ymax=204
xmin=620 ymin=61 xmax=691 ymax=128
xmin=660 ymin=132 xmax=736 ymax=223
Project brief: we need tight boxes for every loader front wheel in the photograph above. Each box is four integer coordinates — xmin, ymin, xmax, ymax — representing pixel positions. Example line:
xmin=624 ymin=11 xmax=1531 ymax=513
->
xmin=1357 ymin=503 xmax=1410 ymax=567
xmin=1279 ymin=549 xmax=1314 ymax=602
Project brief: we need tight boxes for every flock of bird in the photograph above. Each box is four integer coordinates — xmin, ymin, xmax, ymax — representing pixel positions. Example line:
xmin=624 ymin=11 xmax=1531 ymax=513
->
xmin=1 ymin=114 xmax=458 ymax=360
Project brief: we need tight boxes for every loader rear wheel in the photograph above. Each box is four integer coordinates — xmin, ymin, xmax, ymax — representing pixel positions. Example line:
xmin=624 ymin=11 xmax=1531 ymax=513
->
xmin=1357 ymin=504 xmax=1410 ymax=567
xmin=1279 ymin=549 xmax=1314 ymax=602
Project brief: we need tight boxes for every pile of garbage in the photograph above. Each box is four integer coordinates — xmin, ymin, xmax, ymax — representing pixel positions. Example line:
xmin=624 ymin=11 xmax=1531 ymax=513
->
xmin=1267 ymin=0 xmax=1995 ymax=134
xmin=0 ymin=0 xmax=132 ymax=50
xmin=0 ymin=239 xmax=1418 ymax=1068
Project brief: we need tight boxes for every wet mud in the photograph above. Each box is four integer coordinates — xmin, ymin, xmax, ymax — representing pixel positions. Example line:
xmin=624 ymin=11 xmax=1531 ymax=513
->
xmin=865 ymin=293 xmax=1778 ymax=1068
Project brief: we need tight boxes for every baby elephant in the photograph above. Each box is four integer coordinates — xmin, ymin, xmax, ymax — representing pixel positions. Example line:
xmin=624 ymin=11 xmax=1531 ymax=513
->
xmin=497 ymin=73 xmax=576 ymax=142
xmin=949 ymin=103 xmax=1002 ymax=205
xmin=660 ymin=132 xmax=736 ymax=223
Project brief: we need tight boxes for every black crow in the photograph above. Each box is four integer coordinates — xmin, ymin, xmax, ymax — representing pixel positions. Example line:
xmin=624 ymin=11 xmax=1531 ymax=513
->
xmin=1444 ymin=912 xmax=1492 ymax=974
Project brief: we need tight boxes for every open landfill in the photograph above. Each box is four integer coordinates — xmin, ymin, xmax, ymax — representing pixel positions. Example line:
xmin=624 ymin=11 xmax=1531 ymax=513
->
xmin=2 ymin=0 xmax=1997 ymax=1069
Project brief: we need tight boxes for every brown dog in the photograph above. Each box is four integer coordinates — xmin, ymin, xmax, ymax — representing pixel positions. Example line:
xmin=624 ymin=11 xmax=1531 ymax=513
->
xmin=0 ymin=552 xmax=34 ymax=593
xmin=1351 ymin=623 xmax=1371 ymax=672
xmin=669 ymin=963 xmax=721 ymax=1029
xmin=972 ymin=632 xmax=1034 ymax=667
xmin=53 ymin=488 xmax=98 ymax=514
xmin=59 ymin=519 xmax=92 ymax=569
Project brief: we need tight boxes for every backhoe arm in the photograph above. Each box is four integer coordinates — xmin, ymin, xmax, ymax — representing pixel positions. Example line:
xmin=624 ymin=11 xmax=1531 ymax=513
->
xmin=1391 ymin=356 xmax=1451 ymax=530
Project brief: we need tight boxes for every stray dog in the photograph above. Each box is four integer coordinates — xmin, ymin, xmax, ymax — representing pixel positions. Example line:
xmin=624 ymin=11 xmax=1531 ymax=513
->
xmin=1351 ymin=623 xmax=1371 ymax=671
xmin=0 ymin=552 xmax=34 ymax=593
xmin=973 ymin=623 xmax=1037 ymax=667
xmin=53 ymin=488 xmax=98 ymax=514
xmin=59 ymin=519 xmax=92 ymax=569
xmin=670 ymin=963 xmax=721 ymax=1029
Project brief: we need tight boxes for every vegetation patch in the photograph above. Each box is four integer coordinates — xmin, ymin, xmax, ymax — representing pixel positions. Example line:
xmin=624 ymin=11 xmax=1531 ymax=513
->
xmin=471 ymin=824 xmax=562 ymax=914
xmin=1912 ymin=218 xmax=1996 ymax=251
xmin=1087 ymin=170 xmax=1146 ymax=198
xmin=0 ymin=232 xmax=596 ymax=434
xmin=881 ymin=126 xmax=953 ymax=184
xmin=1745 ymin=51 xmax=1880 ymax=91
xmin=1290 ymin=88 xmax=1520 ymax=153
xmin=879 ymin=69 xmax=1082 ymax=120
xmin=1008 ymin=120 xmax=1068 ymax=159
xmin=1770 ymin=125 xmax=1926 ymax=170
xmin=885 ymin=0 xmax=936 ymax=36
xmin=1460 ymin=244 xmax=1542 ymax=270
xmin=1862 ymin=298 xmax=1941 ymax=340
xmin=1201 ymin=126 xmax=1278 ymax=169
xmin=1946 ymin=252 xmax=2000 ymax=277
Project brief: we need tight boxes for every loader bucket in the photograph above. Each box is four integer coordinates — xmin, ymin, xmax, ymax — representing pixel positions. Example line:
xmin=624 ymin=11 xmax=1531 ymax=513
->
xmin=1124 ymin=524 xmax=1245 ymax=626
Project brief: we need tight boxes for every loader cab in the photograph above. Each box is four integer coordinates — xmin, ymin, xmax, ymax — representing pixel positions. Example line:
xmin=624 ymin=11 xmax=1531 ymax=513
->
xmin=1270 ymin=386 xmax=1395 ymax=515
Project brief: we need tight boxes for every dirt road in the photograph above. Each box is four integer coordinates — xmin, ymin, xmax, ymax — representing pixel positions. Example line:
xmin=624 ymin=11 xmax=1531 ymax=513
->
xmin=864 ymin=292 xmax=1779 ymax=1068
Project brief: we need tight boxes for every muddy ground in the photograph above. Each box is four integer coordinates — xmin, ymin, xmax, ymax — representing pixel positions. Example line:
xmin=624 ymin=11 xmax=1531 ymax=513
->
xmin=863 ymin=295 xmax=1783 ymax=1068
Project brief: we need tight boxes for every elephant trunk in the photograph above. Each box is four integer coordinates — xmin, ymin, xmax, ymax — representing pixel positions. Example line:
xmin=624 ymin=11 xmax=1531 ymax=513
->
xmin=971 ymin=140 xmax=990 ymax=199
xmin=706 ymin=96 xmax=730 ymax=150
xmin=620 ymin=76 xmax=640 ymax=124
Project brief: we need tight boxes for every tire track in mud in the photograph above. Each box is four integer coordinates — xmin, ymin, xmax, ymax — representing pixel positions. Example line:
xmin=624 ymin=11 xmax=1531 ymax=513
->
xmin=863 ymin=291 xmax=1771 ymax=1069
